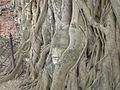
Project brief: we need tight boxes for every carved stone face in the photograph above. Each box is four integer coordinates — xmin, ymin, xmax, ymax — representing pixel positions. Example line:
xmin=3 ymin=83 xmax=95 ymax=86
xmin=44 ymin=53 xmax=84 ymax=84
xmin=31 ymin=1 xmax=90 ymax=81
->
xmin=52 ymin=47 xmax=64 ymax=64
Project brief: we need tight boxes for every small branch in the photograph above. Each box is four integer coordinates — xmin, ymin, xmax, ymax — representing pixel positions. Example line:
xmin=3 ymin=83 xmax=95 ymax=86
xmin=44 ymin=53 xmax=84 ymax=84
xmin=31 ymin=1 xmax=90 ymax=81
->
xmin=9 ymin=33 xmax=15 ymax=69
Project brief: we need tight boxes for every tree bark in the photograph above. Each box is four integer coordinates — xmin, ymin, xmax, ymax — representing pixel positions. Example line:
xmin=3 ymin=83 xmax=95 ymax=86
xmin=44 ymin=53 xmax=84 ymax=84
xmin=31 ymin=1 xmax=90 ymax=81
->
xmin=1 ymin=0 xmax=120 ymax=90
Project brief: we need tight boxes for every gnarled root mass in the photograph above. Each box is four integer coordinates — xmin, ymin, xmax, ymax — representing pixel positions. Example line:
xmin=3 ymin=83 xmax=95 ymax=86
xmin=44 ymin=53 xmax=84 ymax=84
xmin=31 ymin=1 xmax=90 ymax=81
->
xmin=1 ymin=0 xmax=120 ymax=90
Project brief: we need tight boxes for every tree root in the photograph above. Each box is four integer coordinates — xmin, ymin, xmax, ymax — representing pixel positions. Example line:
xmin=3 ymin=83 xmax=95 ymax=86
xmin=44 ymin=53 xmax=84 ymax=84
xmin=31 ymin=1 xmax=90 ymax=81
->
xmin=0 ymin=54 xmax=23 ymax=83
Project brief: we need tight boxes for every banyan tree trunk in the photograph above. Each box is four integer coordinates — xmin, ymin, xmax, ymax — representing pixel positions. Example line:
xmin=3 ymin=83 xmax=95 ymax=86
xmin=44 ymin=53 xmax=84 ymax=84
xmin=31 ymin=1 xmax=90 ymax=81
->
xmin=0 ymin=0 xmax=120 ymax=90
